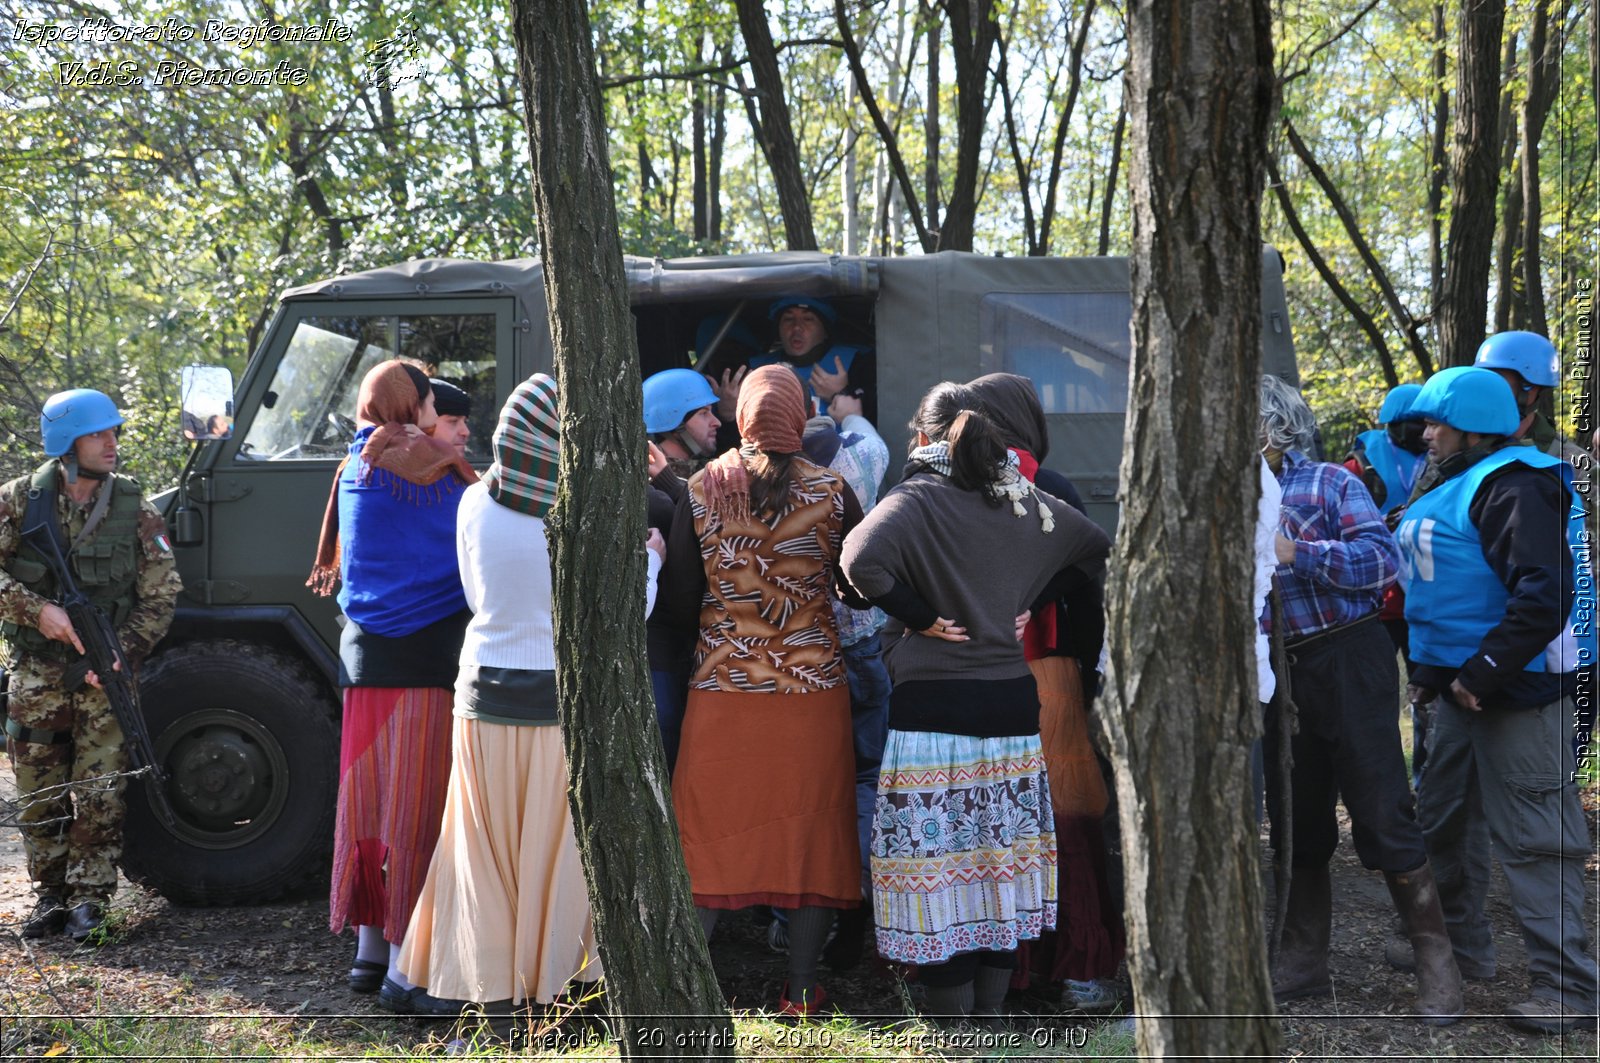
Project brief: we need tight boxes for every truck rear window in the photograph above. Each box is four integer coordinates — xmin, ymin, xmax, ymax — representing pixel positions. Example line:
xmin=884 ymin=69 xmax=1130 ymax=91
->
xmin=978 ymin=292 xmax=1131 ymax=414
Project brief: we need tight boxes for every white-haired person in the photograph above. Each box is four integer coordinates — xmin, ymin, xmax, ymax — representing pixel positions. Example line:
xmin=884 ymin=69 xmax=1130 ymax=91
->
xmin=1257 ymin=374 xmax=1461 ymax=1025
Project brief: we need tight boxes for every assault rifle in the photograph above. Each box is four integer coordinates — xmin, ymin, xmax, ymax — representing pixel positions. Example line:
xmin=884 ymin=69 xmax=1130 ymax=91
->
xmin=20 ymin=498 xmax=181 ymax=834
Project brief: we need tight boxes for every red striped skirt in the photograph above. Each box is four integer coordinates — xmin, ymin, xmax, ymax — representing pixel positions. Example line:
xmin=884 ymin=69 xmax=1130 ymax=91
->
xmin=328 ymin=686 xmax=453 ymax=941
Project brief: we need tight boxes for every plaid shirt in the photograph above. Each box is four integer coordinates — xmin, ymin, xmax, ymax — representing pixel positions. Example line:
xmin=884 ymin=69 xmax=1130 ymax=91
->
xmin=1262 ymin=450 xmax=1399 ymax=639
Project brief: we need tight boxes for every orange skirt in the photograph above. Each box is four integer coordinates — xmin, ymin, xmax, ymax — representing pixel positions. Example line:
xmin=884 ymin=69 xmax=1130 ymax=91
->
xmin=1032 ymin=656 xmax=1107 ymax=819
xmin=672 ymin=687 xmax=859 ymax=910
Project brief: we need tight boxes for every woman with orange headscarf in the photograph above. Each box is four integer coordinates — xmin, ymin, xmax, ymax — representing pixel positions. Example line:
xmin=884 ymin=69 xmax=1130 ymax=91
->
xmin=659 ymin=363 xmax=865 ymax=1016
xmin=307 ymin=359 xmax=477 ymax=1009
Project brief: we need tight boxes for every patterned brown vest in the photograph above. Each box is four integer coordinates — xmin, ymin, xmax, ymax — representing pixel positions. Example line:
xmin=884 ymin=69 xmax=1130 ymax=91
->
xmin=687 ymin=458 xmax=848 ymax=694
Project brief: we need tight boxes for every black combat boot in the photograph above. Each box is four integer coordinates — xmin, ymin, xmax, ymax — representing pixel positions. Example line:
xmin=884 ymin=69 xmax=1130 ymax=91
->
xmin=1271 ymin=865 xmax=1333 ymax=1003
xmin=22 ymin=894 xmax=67 ymax=938
xmin=64 ymin=901 xmax=105 ymax=943
xmin=1384 ymin=863 xmax=1464 ymax=1026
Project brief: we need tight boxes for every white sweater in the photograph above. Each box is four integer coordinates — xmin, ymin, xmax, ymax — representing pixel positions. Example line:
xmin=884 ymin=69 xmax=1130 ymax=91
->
xmin=454 ymin=481 xmax=661 ymax=673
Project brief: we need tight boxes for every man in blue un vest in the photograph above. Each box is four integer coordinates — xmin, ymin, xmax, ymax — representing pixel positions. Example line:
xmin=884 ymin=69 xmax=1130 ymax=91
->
xmin=1393 ymin=365 xmax=1598 ymax=1035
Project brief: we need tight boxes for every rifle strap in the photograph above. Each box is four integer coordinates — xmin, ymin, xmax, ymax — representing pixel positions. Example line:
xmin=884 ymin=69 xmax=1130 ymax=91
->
xmin=71 ymin=480 xmax=115 ymax=551
xmin=4 ymin=716 xmax=71 ymax=746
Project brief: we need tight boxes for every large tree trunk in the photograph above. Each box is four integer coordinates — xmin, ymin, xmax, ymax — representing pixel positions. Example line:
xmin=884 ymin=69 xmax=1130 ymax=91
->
xmin=1436 ymin=0 xmax=1506 ymax=367
xmin=1493 ymin=32 xmax=1524 ymax=333
xmin=510 ymin=0 xmax=735 ymax=1057
xmin=1428 ymin=1 xmax=1449 ymax=315
xmin=937 ymin=0 xmax=995 ymax=250
xmin=1518 ymin=0 xmax=1566 ymax=337
xmin=1103 ymin=1 xmax=1281 ymax=1056
xmin=732 ymin=0 xmax=818 ymax=250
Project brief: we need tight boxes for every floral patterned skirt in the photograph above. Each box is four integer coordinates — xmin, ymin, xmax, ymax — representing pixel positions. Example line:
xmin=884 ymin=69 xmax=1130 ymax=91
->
xmin=871 ymin=729 xmax=1057 ymax=965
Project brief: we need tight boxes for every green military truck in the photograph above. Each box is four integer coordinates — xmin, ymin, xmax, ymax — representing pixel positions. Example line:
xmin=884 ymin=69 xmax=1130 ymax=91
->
xmin=130 ymin=248 xmax=1299 ymax=904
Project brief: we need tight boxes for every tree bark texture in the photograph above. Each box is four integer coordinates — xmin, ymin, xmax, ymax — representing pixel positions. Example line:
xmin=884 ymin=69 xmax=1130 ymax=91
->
xmin=937 ymin=0 xmax=996 ymax=250
xmin=732 ymin=0 xmax=818 ymax=250
xmin=1493 ymin=31 xmax=1524 ymax=333
xmin=1104 ymin=1 xmax=1281 ymax=1056
xmin=1436 ymin=0 xmax=1506 ymax=367
xmin=1428 ymin=1 xmax=1449 ymax=312
xmin=1518 ymin=0 xmax=1564 ymax=337
xmin=510 ymin=0 xmax=734 ymax=1056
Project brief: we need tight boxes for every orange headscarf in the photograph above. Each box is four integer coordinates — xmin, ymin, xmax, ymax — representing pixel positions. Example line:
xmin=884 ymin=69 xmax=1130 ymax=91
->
xmin=701 ymin=364 xmax=807 ymax=524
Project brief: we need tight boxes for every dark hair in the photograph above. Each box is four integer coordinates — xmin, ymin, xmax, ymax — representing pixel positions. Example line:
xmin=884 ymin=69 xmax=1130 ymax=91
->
xmin=906 ymin=382 xmax=1008 ymax=499
xmin=747 ymin=451 xmax=799 ymax=521
xmin=944 ymin=410 xmax=1008 ymax=495
xmin=907 ymin=381 xmax=979 ymax=454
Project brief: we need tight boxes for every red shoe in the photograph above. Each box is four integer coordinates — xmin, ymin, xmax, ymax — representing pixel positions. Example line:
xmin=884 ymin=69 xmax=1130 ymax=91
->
xmin=777 ymin=981 xmax=827 ymax=1017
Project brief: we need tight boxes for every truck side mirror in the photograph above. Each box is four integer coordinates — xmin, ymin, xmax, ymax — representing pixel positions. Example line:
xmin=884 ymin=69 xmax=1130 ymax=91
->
xmin=180 ymin=365 xmax=236 ymax=441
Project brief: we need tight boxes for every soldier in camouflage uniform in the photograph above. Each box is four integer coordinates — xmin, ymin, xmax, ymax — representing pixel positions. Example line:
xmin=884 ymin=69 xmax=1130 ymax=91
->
xmin=1 ymin=389 xmax=182 ymax=942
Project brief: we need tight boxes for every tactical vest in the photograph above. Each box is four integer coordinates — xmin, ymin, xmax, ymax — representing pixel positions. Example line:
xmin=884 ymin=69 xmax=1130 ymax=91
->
xmin=750 ymin=345 xmax=865 ymax=408
xmin=1397 ymin=448 xmax=1596 ymax=675
xmin=0 ymin=462 xmax=143 ymax=661
xmin=1353 ymin=429 xmax=1425 ymax=511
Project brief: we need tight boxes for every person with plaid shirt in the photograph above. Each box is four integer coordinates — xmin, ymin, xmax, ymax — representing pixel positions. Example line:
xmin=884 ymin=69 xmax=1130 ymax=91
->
xmin=1258 ymin=374 xmax=1461 ymax=1025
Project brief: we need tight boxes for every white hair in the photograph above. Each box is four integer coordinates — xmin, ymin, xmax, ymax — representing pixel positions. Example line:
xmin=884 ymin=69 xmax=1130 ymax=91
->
xmin=1259 ymin=374 xmax=1318 ymax=455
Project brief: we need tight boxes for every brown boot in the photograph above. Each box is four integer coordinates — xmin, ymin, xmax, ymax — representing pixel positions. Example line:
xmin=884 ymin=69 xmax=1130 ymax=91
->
xmin=1385 ymin=863 xmax=1463 ymax=1026
xmin=1272 ymin=865 xmax=1333 ymax=1003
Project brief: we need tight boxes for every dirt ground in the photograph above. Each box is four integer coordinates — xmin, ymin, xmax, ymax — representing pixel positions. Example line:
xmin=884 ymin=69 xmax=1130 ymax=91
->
xmin=1 ymin=770 xmax=1596 ymax=1061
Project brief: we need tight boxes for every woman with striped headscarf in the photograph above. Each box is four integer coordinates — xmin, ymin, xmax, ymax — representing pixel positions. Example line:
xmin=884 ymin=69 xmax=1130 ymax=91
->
xmin=396 ymin=374 xmax=662 ymax=1021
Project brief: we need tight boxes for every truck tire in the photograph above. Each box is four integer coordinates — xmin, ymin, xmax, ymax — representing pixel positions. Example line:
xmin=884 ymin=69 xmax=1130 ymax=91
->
xmin=120 ymin=640 xmax=340 ymax=905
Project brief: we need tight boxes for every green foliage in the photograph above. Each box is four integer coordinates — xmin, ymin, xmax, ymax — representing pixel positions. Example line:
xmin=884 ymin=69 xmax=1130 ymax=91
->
xmin=3 ymin=0 xmax=1594 ymax=490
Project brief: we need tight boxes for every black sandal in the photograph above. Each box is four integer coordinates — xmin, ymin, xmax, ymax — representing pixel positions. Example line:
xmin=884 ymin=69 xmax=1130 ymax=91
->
xmin=348 ymin=958 xmax=386 ymax=994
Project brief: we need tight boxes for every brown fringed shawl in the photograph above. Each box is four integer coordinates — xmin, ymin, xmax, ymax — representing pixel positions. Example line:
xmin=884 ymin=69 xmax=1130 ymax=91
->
xmin=700 ymin=363 xmax=807 ymax=525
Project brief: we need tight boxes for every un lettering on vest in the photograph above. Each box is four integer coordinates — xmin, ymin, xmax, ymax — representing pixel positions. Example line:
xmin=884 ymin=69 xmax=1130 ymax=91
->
xmin=1395 ymin=517 xmax=1437 ymax=585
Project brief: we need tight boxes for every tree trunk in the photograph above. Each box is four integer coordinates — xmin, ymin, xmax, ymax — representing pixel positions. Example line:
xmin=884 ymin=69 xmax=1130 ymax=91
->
xmin=925 ymin=2 xmax=942 ymax=236
xmin=1266 ymin=155 xmax=1400 ymax=388
xmin=1493 ymin=32 xmax=1524 ymax=332
xmin=1097 ymin=99 xmax=1126 ymax=256
xmin=937 ymin=0 xmax=995 ymax=250
xmin=692 ymin=32 xmax=709 ymax=243
xmin=1519 ymin=0 xmax=1565 ymax=337
xmin=509 ymin=0 xmax=735 ymax=1056
xmin=843 ymin=76 xmax=860 ymax=254
xmin=1105 ymin=0 xmax=1281 ymax=1055
xmin=732 ymin=0 xmax=818 ymax=250
xmin=1428 ymin=1 xmax=1450 ymax=316
xmin=1436 ymin=0 xmax=1506 ymax=368
xmin=1038 ymin=0 xmax=1098 ymax=256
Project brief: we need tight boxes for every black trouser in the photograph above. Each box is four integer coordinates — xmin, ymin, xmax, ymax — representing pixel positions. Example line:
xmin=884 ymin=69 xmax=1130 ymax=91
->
xmin=920 ymin=949 xmax=1018 ymax=986
xmin=1265 ymin=618 xmax=1427 ymax=872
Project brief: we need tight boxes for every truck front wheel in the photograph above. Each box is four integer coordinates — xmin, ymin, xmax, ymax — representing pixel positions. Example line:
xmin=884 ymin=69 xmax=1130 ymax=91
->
xmin=121 ymin=640 xmax=340 ymax=905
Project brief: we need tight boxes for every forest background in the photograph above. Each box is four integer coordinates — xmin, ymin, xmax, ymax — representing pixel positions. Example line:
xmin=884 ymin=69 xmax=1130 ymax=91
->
xmin=1 ymin=0 xmax=1595 ymax=486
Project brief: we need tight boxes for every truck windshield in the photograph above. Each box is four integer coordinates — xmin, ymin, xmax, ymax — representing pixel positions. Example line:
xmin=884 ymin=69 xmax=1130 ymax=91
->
xmin=238 ymin=312 xmax=497 ymax=461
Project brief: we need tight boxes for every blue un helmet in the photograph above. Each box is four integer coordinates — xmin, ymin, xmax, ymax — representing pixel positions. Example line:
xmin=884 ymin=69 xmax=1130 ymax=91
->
xmin=642 ymin=368 xmax=719 ymax=433
xmin=1376 ymin=383 xmax=1424 ymax=424
xmin=40 ymin=388 xmax=123 ymax=457
xmin=767 ymin=295 xmax=838 ymax=324
xmin=1408 ymin=367 xmax=1520 ymax=436
xmin=1473 ymin=330 xmax=1559 ymax=388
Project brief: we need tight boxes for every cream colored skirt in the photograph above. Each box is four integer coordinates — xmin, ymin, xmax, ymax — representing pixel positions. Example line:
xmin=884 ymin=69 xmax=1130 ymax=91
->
xmin=399 ymin=717 xmax=601 ymax=1004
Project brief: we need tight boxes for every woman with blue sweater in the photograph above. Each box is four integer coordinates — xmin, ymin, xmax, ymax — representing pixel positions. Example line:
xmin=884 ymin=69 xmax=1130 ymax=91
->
xmin=307 ymin=359 xmax=476 ymax=1005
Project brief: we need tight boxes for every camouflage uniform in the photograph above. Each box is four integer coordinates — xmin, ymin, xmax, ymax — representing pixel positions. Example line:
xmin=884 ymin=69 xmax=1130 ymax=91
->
xmin=0 ymin=463 xmax=182 ymax=908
